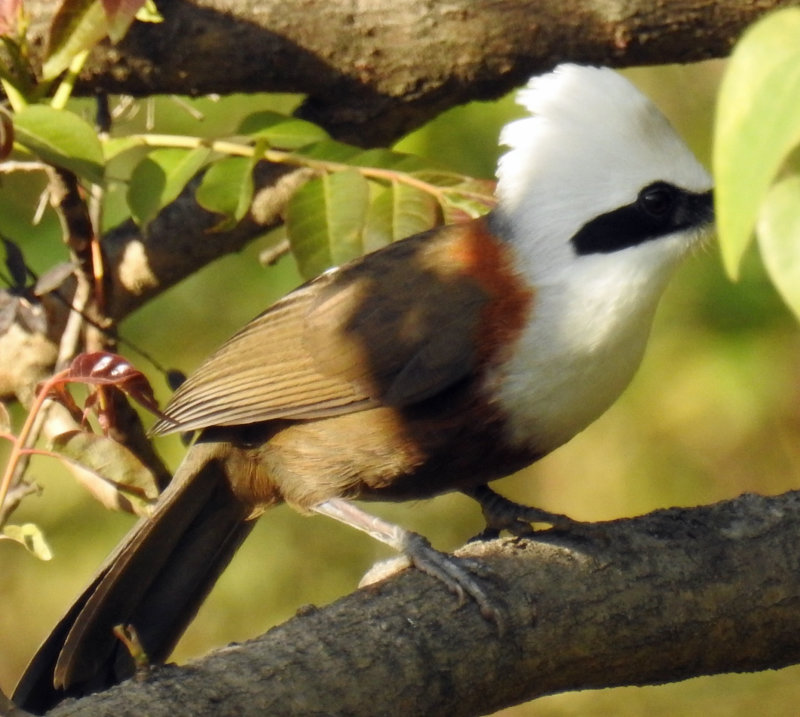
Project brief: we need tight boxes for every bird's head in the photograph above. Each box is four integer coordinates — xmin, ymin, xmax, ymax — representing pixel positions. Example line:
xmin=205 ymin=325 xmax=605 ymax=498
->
xmin=494 ymin=64 xmax=714 ymax=289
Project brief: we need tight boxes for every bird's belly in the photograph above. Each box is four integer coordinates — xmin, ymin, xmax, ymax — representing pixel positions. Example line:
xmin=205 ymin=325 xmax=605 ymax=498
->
xmin=262 ymin=392 xmax=540 ymax=509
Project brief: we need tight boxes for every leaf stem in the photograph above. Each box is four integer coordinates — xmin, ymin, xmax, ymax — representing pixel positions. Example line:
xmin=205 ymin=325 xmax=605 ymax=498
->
xmin=0 ymin=369 xmax=68 ymax=524
xmin=1 ymin=77 xmax=27 ymax=113
xmin=124 ymin=133 xmax=496 ymax=208
xmin=51 ymin=49 xmax=90 ymax=110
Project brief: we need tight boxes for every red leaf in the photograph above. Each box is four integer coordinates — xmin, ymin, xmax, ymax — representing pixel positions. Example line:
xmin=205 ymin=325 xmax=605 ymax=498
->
xmin=66 ymin=352 xmax=165 ymax=418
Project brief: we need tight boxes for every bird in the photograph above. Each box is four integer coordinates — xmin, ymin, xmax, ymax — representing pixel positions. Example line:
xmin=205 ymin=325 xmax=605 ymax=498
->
xmin=13 ymin=64 xmax=714 ymax=713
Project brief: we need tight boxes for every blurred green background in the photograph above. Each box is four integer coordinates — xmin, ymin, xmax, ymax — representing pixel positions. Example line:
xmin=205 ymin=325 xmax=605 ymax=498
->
xmin=3 ymin=61 xmax=800 ymax=714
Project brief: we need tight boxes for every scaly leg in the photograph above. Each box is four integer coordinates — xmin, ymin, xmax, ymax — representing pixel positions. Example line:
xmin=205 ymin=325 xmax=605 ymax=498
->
xmin=313 ymin=497 xmax=502 ymax=628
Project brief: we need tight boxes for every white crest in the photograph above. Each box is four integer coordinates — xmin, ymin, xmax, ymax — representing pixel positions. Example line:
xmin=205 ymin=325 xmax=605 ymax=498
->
xmin=495 ymin=64 xmax=711 ymax=274
xmin=490 ymin=65 xmax=714 ymax=452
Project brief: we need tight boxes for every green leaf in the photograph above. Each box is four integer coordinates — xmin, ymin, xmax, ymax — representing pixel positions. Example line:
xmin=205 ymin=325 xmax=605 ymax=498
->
xmin=135 ymin=0 xmax=164 ymax=23
xmin=286 ymin=169 xmax=369 ymax=278
xmin=439 ymin=177 xmax=496 ymax=222
xmin=1 ymin=523 xmax=53 ymax=561
xmin=294 ymin=139 xmax=363 ymax=163
xmin=363 ymin=182 xmax=439 ymax=252
xmin=238 ymin=111 xmax=329 ymax=149
xmin=102 ymin=135 xmax=147 ymax=162
xmin=757 ymin=174 xmax=800 ymax=320
xmin=713 ymin=7 xmax=800 ymax=277
xmin=349 ymin=148 xmax=433 ymax=173
xmin=14 ymin=105 xmax=105 ymax=184
xmin=43 ymin=0 xmax=107 ymax=80
xmin=195 ymin=155 xmax=255 ymax=231
xmin=42 ymin=0 xmax=150 ymax=77
xmin=53 ymin=430 xmax=160 ymax=508
xmin=127 ymin=146 xmax=212 ymax=228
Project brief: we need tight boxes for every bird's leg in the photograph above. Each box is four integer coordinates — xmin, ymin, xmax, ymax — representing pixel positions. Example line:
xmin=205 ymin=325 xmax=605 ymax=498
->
xmin=464 ymin=484 xmax=579 ymax=539
xmin=313 ymin=497 xmax=503 ymax=627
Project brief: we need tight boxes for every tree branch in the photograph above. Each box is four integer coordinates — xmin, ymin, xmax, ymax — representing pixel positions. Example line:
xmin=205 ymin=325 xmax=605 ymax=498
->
xmin=3 ymin=5 xmax=796 ymax=711
xmin=23 ymin=0 xmax=792 ymax=144
xmin=101 ymin=163 xmax=313 ymax=320
xmin=45 ymin=491 xmax=800 ymax=716
xmin=2 ymin=0 xmax=788 ymax=398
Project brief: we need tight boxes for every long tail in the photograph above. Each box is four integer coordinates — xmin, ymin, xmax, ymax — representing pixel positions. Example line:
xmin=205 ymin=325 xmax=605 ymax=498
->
xmin=13 ymin=444 xmax=255 ymax=714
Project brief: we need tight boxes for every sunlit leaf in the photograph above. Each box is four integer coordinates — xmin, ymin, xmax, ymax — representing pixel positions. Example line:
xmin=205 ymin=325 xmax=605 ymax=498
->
xmin=53 ymin=430 xmax=160 ymax=510
xmin=363 ymin=182 xmax=439 ymax=251
xmin=44 ymin=0 xmax=150 ymax=74
xmin=14 ymin=105 xmax=105 ymax=183
xmin=135 ymin=0 xmax=163 ymax=23
xmin=195 ymin=155 xmax=254 ymax=231
xmin=713 ymin=7 xmax=800 ymax=277
xmin=128 ymin=146 xmax=211 ymax=228
xmin=1 ymin=523 xmax=53 ymax=560
xmin=440 ymin=178 xmax=496 ymax=223
xmin=757 ymin=174 xmax=800 ymax=320
xmin=43 ymin=0 xmax=106 ymax=79
xmin=286 ymin=169 xmax=369 ymax=278
xmin=238 ymin=111 xmax=329 ymax=149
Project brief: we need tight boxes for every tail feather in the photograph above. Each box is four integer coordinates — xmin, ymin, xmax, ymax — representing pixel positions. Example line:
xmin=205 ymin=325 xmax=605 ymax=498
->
xmin=13 ymin=450 xmax=254 ymax=714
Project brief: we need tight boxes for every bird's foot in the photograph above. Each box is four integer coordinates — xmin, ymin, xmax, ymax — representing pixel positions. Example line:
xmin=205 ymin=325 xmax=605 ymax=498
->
xmin=465 ymin=484 xmax=580 ymax=540
xmin=313 ymin=498 xmax=505 ymax=631
xmin=399 ymin=531 xmax=504 ymax=631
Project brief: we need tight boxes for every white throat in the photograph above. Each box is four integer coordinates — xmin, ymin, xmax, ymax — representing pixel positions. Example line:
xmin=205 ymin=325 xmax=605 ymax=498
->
xmin=485 ymin=64 xmax=712 ymax=453
xmin=491 ymin=233 xmax=685 ymax=453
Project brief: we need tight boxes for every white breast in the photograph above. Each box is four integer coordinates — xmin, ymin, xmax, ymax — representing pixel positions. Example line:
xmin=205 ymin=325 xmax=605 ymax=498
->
xmin=492 ymin=237 xmax=682 ymax=454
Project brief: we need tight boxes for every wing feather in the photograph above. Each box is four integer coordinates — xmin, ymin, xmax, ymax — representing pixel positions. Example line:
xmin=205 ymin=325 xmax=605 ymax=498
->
xmin=152 ymin=279 xmax=372 ymax=434
xmin=152 ymin=220 xmax=501 ymax=435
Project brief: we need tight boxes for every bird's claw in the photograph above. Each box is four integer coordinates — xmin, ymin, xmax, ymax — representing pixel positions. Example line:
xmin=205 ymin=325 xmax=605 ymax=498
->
xmin=401 ymin=532 xmax=506 ymax=634
xmin=466 ymin=485 xmax=579 ymax=540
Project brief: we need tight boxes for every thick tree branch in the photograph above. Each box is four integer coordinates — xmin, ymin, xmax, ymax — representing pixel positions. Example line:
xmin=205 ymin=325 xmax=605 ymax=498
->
xmin=102 ymin=163 xmax=312 ymax=319
xmin=44 ymin=491 xmax=800 ymax=716
xmin=23 ymin=0 xmax=792 ymax=144
xmin=2 ymin=6 xmax=796 ymax=711
xmin=2 ymin=0 xmax=788 ymax=398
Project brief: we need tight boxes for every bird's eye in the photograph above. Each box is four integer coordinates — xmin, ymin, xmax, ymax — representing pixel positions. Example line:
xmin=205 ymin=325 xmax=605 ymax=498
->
xmin=639 ymin=183 xmax=675 ymax=218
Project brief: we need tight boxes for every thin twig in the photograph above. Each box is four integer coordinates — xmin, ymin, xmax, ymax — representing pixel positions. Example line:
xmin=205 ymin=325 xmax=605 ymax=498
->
xmin=124 ymin=133 xmax=497 ymax=208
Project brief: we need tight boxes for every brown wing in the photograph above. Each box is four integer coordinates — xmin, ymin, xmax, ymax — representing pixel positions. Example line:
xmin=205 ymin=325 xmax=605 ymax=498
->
xmin=151 ymin=221 xmax=493 ymax=435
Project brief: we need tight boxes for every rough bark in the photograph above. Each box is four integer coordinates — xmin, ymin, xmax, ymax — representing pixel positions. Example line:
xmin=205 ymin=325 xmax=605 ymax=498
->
xmin=21 ymin=0 xmax=791 ymax=144
xmin=4 ymin=2 xmax=800 ymax=715
xmin=2 ymin=0 xmax=791 ymax=403
xmin=43 ymin=491 xmax=800 ymax=716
